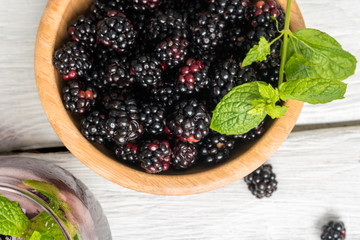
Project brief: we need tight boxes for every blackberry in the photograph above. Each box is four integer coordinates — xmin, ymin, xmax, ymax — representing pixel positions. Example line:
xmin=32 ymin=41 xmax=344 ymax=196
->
xmin=190 ymin=12 xmax=226 ymax=53
xmin=172 ymin=141 xmax=198 ymax=169
xmin=234 ymin=120 xmax=265 ymax=140
xmin=200 ymin=132 xmax=235 ymax=163
xmin=167 ymin=99 xmax=210 ymax=143
xmin=150 ymin=81 xmax=181 ymax=108
xmin=104 ymin=61 xmax=133 ymax=89
xmin=130 ymin=55 xmax=163 ymax=87
xmin=139 ymin=139 xmax=172 ymax=173
xmin=244 ymin=164 xmax=277 ymax=198
xmin=80 ymin=110 xmax=111 ymax=144
xmin=101 ymin=87 xmax=136 ymax=110
xmin=130 ymin=0 xmax=161 ymax=11
xmin=155 ymin=36 xmax=189 ymax=68
xmin=63 ymin=80 xmax=98 ymax=114
xmin=68 ymin=16 xmax=97 ymax=48
xmin=53 ymin=41 xmax=92 ymax=80
xmin=96 ymin=11 xmax=137 ymax=53
xmin=115 ymin=143 xmax=139 ymax=162
xmin=209 ymin=0 xmax=251 ymax=24
xmin=321 ymin=221 xmax=346 ymax=240
xmin=248 ymin=0 xmax=284 ymax=29
xmin=0 ymin=236 xmax=13 ymax=240
xmin=139 ymin=102 xmax=166 ymax=135
xmin=105 ymin=98 xmax=144 ymax=144
xmin=176 ymin=58 xmax=209 ymax=94
xmin=179 ymin=0 xmax=209 ymax=20
xmin=92 ymin=0 xmax=129 ymax=21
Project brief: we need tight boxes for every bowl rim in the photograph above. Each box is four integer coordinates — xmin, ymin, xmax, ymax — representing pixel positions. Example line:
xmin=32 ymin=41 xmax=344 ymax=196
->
xmin=34 ymin=0 xmax=305 ymax=196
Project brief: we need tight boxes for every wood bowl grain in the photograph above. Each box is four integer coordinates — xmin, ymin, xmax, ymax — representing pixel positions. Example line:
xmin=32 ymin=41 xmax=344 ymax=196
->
xmin=35 ymin=0 xmax=305 ymax=195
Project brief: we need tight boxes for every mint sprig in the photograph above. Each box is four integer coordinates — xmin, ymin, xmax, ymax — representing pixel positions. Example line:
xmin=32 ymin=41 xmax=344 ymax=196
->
xmin=210 ymin=0 xmax=357 ymax=135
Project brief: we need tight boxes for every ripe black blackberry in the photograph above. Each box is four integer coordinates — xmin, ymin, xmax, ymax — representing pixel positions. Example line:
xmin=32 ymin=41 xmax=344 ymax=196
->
xmin=176 ymin=58 xmax=209 ymax=94
xmin=130 ymin=0 xmax=161 ymax=11
xmin=321 ymin=221 xmax=346 ymax=240
xmin=179 ymin=0 xmax=209 ymax=21
xmin=115 ymin=143 xmax=139 ymax=163
xmin=0 ymin=236 xmax=12 ymax=240
xmin=244 ymin=164 xmax=277 ymax=198
xmin=130 ymin=55 xmax=164 ymax=88
xmin=103 ymin=61 xmax=134 ymax=89
xmin=209 ymin=0 xmax=251 ymax=24
xmin=91 ymin=0 xmax=129 ymax=21
xmin=96 ymin=11 xmax=137 ymax=53
xmin=166 ymin=98 xmax=211 ymax=143
xmin=149 ymin=81 xmax=181 ymax=108
xmin=139 ymin=139 xmax=172 ymax=173
xmin=81 ymin=110 xmax=111 ymax=144
xmin=248 ymin=0 xmax=284 ymax=29
xmin=63 ymin=80 xmax=98 ymax=114
xmin=105 ymin=98 xmax=144 ymax=144
xmin=68 ymin=16 xmax=97 ymax=47
xmin=53 ymin=41 xmax=92 ymax=80
xmin=155 ymin=36 xmax=189 ymax=68
xmin=172 ymin=141 xmax=198 ymax=169
xmin=139 ymin=102 xmax=166 ymax=135
xmin=200 ymin=132 xmax=235 ymax=163
xmin=234 ymin=120 xmax=265 ymax=140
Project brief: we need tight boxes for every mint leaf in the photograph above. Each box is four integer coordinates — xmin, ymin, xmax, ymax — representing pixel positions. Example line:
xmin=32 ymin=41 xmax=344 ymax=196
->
xmin=257 ymin=83 xmax=288 ymax=119
xmin=279 ymin=78 xmax=347 ymax=104
xmin=211 ymin=82 xmax=267 ymax=135
xmin=27 ymin=211 xmax=65 ymax=240
xmin=0 ymin=194 xmax=30 ymax=237
xmin=266 ymin=105 xmax=288 ymax=119
xmin=242 ymin=37 xmax=271 ymax=67
xmin=285 ymin=29 xmax=357 ymax=81
xmin=29 ymin=231 xmax=42 ymax=240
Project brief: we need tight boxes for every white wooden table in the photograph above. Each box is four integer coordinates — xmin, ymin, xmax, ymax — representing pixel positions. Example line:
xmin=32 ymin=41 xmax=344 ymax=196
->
xmin=0 ymin=0 xmax=359 ymax=239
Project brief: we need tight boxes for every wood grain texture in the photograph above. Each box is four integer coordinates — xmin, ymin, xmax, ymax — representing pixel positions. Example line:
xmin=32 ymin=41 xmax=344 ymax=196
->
xmin=2 ymin=125 xmax=359 ymax=239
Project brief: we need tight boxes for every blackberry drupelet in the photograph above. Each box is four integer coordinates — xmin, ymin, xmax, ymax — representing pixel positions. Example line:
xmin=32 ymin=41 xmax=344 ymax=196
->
xmin=172 ymin=141 xmax=198 ymax=169
xmin=234 ymin=120 xmax=265 ymax=140
xmin=209 ymin=0 xmax=251 ymax=24
xmin=53 ymin=41 xmax=92 ymax=80
xmin=244 ymin=164 xmax=277 ymax=198
xmin=68 ymin=16 xmax=97 ymax=47
xmin=130 ymin=55 xmax=164 ymax=88
xmin=149 ymin=81 xmax=181 ymax=108
xmin=96 ymin=11 xmax=137 ymax=53
xmin=155 ymin=36 xmax=189 ymax=68
xmin=130 ymin=0 xmax=161 ymax=11
xmin=80 ymin=110 xmax=110 ymax=144
xmin=139 ymin=139 xmax=172 ymax=173
xmin=139 ymin=102 xmax=166 ymax=135
xmin=105 ymin=98 xmax=144 ymax=144
xmin=200 ymin=132 xmax=235 ymax=163
xmin=167 ymin=98 xmax=211 ymax=143
xmin=176 ymin=58 xmax=209 ymax=94
xmin=321 ymin=221 xmax=346 ymax=240
xmin=115 ymin=143 xmax=139 ymax=162
xmin=63 ymin=80 xmax=98 ymax=114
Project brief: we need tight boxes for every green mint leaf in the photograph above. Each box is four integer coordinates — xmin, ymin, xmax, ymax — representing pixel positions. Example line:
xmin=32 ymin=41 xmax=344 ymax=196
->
xmin=285 ymin=29 xmax=357 ymax=81
xmin=266 ymin=105 xmax=288 ymax=119
xmin=27 ymin=211 xmax=65 ymax=240
xmin=0 ymin=194 xmax=30 ymax=237
xmin=29 ymin=231 xmax=42 ymax=240
xmin=257 ymin=83 xmax=287 ymax=119
xmin=279 ymin=78 xmax=347 ymax=104
xmin=210 ymin=81 xmax=267 ymax=135
xmin=242 ymin=37 xmax=271 ymax=67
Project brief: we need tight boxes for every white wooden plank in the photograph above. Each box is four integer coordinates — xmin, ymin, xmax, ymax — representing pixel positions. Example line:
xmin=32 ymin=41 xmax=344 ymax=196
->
xmin=2 ymin=125 xmax=359 ymax=240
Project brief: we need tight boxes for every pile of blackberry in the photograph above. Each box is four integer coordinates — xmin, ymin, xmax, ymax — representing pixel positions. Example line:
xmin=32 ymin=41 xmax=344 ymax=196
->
xmin=53 ymin=0 xmax=284 ymax=174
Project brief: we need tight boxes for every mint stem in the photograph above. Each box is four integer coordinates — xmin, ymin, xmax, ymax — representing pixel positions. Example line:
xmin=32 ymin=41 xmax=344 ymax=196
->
xmin=278 ymin=0 xmax=292 ymax=87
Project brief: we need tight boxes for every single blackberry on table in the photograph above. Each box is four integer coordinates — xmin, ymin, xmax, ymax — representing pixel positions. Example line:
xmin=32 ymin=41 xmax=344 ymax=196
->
xmin=176 ymin=58 xmax=209 ymax=94
xmin=149 ymin=81 xmax=181 ymax=108
xmin=321 ymin=221 xmax=346 ymax=240
xmin=53 ymin=41 xmax=92 ymax=80
xmin=130 ymin=55 xmax=164 ymax=88
xmin=68 ymin=16 xmax=97 ymax=47
xmin=139 ymin=102 xmax=166 ymax=135
xmin=167 ymin=98 xmax=211 ymax=143
xmin=115 ymin=142 xmax=139 ymax=162
xmin=139 ymin=139 xmax=172 ymax=173
xmin=80 ymin=110 xmax=111 ymax=144
xmin=200 ymin=132 xmax=235 ymax=163
xmin=172 ymin=141 xmax=198 ymax=169
xmin=209 ymin=0 xmax=251 ymax=24
xmin=244 ymin=164 xmax=277 ymax=198
xmin=234 ymin=120 xmax=265 ymax=140
xmin=96 ymin=11 xmax=137 ymax=53
xmin=63 ymin=79 xmax=98 ymax=114
xmin=130 ymin=0 xmax=161 ymax=11
xmin=105 ymin=98 xmax=144 ymax=144
xmin=155 ymin=36 xmax=189 ymax=68
xmin=91 ymin=0 xmax=129 ymax=21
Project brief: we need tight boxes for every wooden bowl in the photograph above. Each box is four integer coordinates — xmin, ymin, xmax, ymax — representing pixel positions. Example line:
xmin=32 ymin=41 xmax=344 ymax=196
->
xmin=35 ymin=0 xmax=305 ymax=195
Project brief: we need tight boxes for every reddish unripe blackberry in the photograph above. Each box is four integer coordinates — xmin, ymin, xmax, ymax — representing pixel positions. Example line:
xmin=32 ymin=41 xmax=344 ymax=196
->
xmin=167 ymin=99 xmax=210 ymax=143
xmin=244 ymin=164 xmax=277 ymax=199
xmin=130 ymin=55 xmax=164 ymax=87
xmin=81 ymin=110 xmax=111 ymax=144
xmin=115 ymin=143 xmax=139 ymax=163
xmin=63 ymin=80 xmax=98 ymax=114
xmin=209 ymin=0 xmax=251 ymax=24
xmin=321 ymin=221 xmax=346 ymax=240
xmin=172 ymin=141 xmax=198 ymax=169
xmin=68 ymin=16 xmax=97 ymax=47
xmin=139 ymin=139 xmax=172 ymax=173
xmin=200 ymin=132 xmax=235 ymax=163
xmin=176 ymin=58 xmax=209 ymax=94
xmin=234 ymin=120 xmax=265 ymax=140
xmin=139 ymin=102 xmax=166 ymax=135
xmin=155 ymin=36 xmax=189 ymax=68
xmin=131 ymin=0 xmax=161 ymax=11
xmin=96 ymin=11 xmax=137 ymax=53
xmin=53 ymin=41 xmax=92 ymax=79
xmin=248 ymin=0 xmax=284 ymax=28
